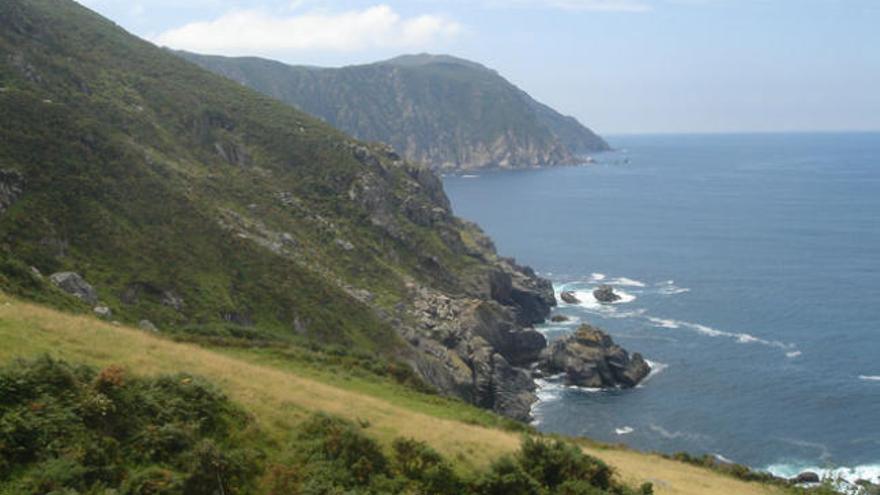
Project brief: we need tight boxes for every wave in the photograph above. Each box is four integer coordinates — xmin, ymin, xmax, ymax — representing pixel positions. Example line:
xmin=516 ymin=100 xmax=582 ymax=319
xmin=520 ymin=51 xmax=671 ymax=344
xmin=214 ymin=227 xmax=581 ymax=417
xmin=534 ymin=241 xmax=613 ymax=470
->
xmin=646 ymin=316 xmax=796 ymax=352
xmin=648 ymin=424 xmax=710 ymax=442
xmin=765 ymin=463 xmax=880 ymax=486
xmin=859 ymin=375 xmax=880 ymax=382
xmin=589 ymin=273 xmax=606 ymax=282
xmin=607 ymin=277 xmax=646 ymax=288
xmin=615 ymin=426 xmax=635 ymax=435
xmin=461 ymin=174 xmax=480 ymax=179
xmin=786 ymin=351 xmax=803 ymax=358
xmin=639 ymin=360 xmax=669 ymax=386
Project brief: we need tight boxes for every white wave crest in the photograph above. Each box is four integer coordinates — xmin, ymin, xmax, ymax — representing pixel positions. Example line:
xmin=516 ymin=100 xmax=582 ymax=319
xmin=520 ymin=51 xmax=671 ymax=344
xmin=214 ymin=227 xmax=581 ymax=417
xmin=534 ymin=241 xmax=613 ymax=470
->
xmin=766 ymin=463 xmax=880 ymax=486
xmin=589 ymin=273 xmax=606 ymax=281
xmin=859 ymin=375 xmax=880 ymax=382
xmin=461 ymin=174 xmax=479 ymax=178
xmin=639 ymin=360 xmax=669 ymax=386
xmin=646 ymin=316 xmax=796 ymax=352
xmin=786 ymin=351 xmax=803 ymax=358
xmin=607 ymin=277 xmax=646 ymax=288
xmin=615 ymin=426 xmax=635 ymax=435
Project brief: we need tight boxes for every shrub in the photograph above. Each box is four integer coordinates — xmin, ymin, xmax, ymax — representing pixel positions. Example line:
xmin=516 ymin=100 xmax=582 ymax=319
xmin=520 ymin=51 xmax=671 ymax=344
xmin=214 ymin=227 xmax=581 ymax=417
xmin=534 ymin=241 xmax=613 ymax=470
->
xmin=518 ymin=437 xmax=614 ymax=491
xmin=0 ymin=357 xmax=259 ymax=494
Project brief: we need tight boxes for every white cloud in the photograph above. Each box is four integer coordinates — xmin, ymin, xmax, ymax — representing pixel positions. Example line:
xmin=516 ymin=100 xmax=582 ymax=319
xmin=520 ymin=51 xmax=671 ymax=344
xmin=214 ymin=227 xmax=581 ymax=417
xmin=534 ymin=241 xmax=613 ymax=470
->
xmin=153 ymin=4 xmax=462 ymax=55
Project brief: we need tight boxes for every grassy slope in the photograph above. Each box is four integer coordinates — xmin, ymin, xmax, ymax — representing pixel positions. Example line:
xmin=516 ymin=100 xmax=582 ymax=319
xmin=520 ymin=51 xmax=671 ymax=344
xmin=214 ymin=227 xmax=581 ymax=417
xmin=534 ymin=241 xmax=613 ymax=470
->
xmin=0 ymin=294 xmax=784 ymax=495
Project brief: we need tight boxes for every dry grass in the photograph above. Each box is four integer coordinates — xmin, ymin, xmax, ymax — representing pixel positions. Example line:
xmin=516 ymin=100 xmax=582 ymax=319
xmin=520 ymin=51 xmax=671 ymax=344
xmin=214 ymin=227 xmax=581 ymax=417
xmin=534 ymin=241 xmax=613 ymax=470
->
xmin=0 ymin=295 xmax=785 ymax=495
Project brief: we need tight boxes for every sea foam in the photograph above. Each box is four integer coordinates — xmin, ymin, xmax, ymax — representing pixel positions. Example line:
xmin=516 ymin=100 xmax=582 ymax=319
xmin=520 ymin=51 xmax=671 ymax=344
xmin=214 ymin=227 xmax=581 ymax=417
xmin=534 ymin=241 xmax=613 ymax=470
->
xmin=859 ymin=375 xmax=880 ymax=382
xmin=766 ymin=463 xmax=880 ymax=486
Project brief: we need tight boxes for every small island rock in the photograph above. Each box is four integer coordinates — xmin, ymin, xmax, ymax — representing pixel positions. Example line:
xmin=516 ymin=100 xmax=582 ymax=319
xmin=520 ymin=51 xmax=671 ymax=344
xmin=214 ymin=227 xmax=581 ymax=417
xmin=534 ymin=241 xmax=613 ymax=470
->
xmin=560 ymin=291 xmax=580 ymax=304
xmin=593 ymin=284 xmax=621 ymax=303
xmin=539 ymin=324 xmax=650 ymax=388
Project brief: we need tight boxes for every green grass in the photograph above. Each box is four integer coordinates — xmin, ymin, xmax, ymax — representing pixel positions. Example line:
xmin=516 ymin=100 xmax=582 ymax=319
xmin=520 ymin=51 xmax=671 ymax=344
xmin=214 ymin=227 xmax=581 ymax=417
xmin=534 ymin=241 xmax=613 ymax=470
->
xmin=0 ymin=295 xmax=801 ymax=495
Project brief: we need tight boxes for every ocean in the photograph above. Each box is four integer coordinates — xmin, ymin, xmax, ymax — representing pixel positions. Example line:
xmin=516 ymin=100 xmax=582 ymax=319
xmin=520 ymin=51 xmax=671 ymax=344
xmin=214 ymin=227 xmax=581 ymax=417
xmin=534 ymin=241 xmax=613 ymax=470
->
xmin=443 ymin=133 xmax=880 ymax=483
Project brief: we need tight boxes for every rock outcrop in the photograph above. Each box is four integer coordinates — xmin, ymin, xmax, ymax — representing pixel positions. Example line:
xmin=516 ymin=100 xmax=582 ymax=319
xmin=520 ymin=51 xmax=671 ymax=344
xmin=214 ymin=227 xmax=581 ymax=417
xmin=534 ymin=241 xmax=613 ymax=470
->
xmin=791 ymin=472 xmax=820 ymax=484
xmin=49 ymin=272 xmax=98 ymax=304
xmin=560 ymin=291 xmax=580 ymax=304
xmin=0 ymin=169 xmax=23 ymax=214
xmin=540 ymin=324 xmax=650 ymax=388
xmin=400 ymin=280 xmax=548 ymax=421
xmin=593 ymin=285 xmax=621 ymax=303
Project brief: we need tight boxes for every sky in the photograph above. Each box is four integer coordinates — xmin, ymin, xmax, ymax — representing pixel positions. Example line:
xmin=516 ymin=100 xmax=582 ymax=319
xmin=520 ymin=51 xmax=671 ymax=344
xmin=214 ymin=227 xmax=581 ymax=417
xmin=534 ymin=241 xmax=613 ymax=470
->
xmin=76 ymin=0 xmax=880 ymax=135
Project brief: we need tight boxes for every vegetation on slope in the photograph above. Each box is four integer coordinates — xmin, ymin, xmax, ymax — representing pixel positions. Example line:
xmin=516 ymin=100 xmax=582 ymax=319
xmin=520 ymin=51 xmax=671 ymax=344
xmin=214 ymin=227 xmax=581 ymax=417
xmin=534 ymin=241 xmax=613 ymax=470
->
xmin=0 ymin=0 xmax=559 ymax=418
xmin=180 ymin=52 xmax=610 ymax=171
xmin=0 ymin=295 xmax=799 ymax=495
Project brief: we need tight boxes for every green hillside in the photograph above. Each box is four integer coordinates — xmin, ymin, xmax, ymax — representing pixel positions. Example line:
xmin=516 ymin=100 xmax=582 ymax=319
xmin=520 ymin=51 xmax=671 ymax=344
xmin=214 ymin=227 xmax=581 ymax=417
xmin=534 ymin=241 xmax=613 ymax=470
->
xmin=0 ymin=0 xmax=555 ymax=420
xmin=179 ymin=52 xmax=610 ymax=171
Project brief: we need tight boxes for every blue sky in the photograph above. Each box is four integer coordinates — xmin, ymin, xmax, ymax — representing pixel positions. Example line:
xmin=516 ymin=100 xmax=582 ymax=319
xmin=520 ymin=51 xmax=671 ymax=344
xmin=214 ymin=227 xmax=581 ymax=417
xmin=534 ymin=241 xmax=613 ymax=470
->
xmin=76 ymin=0 xmax=880 ymax=134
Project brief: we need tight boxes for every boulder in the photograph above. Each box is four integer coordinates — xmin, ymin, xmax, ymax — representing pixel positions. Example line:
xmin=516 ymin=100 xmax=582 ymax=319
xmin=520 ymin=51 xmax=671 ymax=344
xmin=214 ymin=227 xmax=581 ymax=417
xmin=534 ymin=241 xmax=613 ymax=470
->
xmin=593 ymin=285 xmax=621 ymax=303
xmin=93 ymin=305 xmax=112 ymax=318
xmin=560 ymin=291 xmax=580 ymax=304
xmin=539 ymin=324 xmax=650 ymax=388
xmin=791 ymin=472 xmax=820 ymax=484
xmin=49 ymin=272 xmax=98 ymax=304
xmin=139 ymin=320 xmax=159 ymax=332
xmin=551 ymin=315 xmax=570 ymax=322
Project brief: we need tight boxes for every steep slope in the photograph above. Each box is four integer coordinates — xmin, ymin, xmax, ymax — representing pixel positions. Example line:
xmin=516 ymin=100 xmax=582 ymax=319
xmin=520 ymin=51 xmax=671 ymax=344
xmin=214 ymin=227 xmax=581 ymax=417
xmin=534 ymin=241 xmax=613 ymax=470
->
xmin=0 ymin=0 xmax=555 ymax=419
xmin=179 ymin=52 xmax=610 ymax=171
xmin=0 ymin=295 xmax=791 ymax=495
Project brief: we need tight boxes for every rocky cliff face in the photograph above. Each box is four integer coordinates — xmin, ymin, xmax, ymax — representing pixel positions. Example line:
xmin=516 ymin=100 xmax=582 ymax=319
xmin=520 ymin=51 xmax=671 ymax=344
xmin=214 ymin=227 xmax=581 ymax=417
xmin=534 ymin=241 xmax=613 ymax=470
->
xmin=179 ymin=52 xmax=610 ymax=172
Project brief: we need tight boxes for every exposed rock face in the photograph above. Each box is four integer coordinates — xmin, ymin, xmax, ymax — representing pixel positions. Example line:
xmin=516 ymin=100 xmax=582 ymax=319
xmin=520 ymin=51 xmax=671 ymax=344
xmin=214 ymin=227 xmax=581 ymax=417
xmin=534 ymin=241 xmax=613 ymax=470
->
xmin=0 ymin=169 xmax=24 ymax=214
xmin=560 ymin=291 xmax=580 ymax=304
xmin=49 ymin=272 xmax=98 ymax=304
xmin=593 ymin=285 xmax=621 ymax=303
xmin=93 ymin=305 xmax=112 ymax=318
xmin=488 ymin=258 xmax=556 ymax=325
xmin=400 ymin=282 xmax=548 ymax=421
xmin=540 ymin=324 xmax=650 ymax=389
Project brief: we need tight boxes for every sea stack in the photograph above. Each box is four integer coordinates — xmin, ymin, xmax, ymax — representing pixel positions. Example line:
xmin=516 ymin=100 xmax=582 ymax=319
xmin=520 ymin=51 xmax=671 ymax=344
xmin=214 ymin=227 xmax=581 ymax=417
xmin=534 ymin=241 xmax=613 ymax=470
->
xmin=539 ymin=324 xmax=650 ymax=388
xmin=593 ymin=284 xmax=622 ymax=303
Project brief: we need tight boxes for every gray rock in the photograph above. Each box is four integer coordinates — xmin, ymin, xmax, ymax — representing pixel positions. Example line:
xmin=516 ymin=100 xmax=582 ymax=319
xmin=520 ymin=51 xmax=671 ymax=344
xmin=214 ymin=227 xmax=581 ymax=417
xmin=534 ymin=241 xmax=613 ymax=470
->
xmin=560 ymin=291 xmax=580 ymax=304
xmin=0 ymin=169 xmax=24 ymax=214
xmin=540 ymin=324 xmax=650 ymax=388
xmin=335 ymin=238 xmax=355 ymax=251
xmin=550 ymin=315 xmax=569 ymax=322
xmin=30 ymin=266 xmax=42 ymax=279
xmin=593 ymin=285 xmax=622 ymax=303
xmin=93 ymin=305 xmax=112 ymax=318
xmin=161 ymin=291 xmax=184 ymax=311
xmin=791 ymin=472 xmax=820 ymax=484
xmin=49 ymin=272 xmax=98 ymax=304
xmin=138 ymin=320 xmax=159 ymax=332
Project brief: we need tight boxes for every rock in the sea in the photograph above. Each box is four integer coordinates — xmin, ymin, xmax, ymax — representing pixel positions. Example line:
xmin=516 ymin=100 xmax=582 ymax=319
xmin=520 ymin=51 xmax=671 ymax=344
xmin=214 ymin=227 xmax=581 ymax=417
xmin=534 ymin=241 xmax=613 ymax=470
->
xmin=139 ymin=319 xmax=159 ymax=332
xmin=551 ymin=315 xmax=570 ymax=322
xmin=49 ymin=272 xmax=98 ymax=304
xmin=560 ymin=291 xmax=580 ymax=304
xmin=791 ymin=472 xmax=820 ymax=484
xmin=93 ymin=305 xmax=112 ymax=318
xmin=540 ymin=324 xmax=650 ymax=388
xmin=593 ymin=284 xmax=621 ymax=303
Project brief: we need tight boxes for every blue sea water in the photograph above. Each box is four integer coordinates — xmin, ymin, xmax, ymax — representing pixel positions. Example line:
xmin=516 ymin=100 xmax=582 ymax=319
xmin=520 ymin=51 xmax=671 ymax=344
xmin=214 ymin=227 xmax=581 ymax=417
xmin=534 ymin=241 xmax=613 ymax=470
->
xmin=443 ymin=133 xmax=880 ymax=482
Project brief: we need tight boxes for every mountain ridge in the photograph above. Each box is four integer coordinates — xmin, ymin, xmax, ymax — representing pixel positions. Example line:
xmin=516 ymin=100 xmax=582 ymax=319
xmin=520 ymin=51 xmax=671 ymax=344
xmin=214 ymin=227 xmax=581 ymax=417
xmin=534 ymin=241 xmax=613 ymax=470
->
xmin=178 ymin=50 xmax=610 ymax=171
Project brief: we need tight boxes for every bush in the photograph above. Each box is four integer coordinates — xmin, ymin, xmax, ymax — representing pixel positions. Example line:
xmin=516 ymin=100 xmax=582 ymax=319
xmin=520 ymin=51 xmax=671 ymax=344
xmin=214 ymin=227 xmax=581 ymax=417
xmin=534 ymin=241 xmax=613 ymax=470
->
xmin=518 ymin=437 xmax=614 ymax=491
xmin=0 ymin=357 xmax=259 ymax=494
